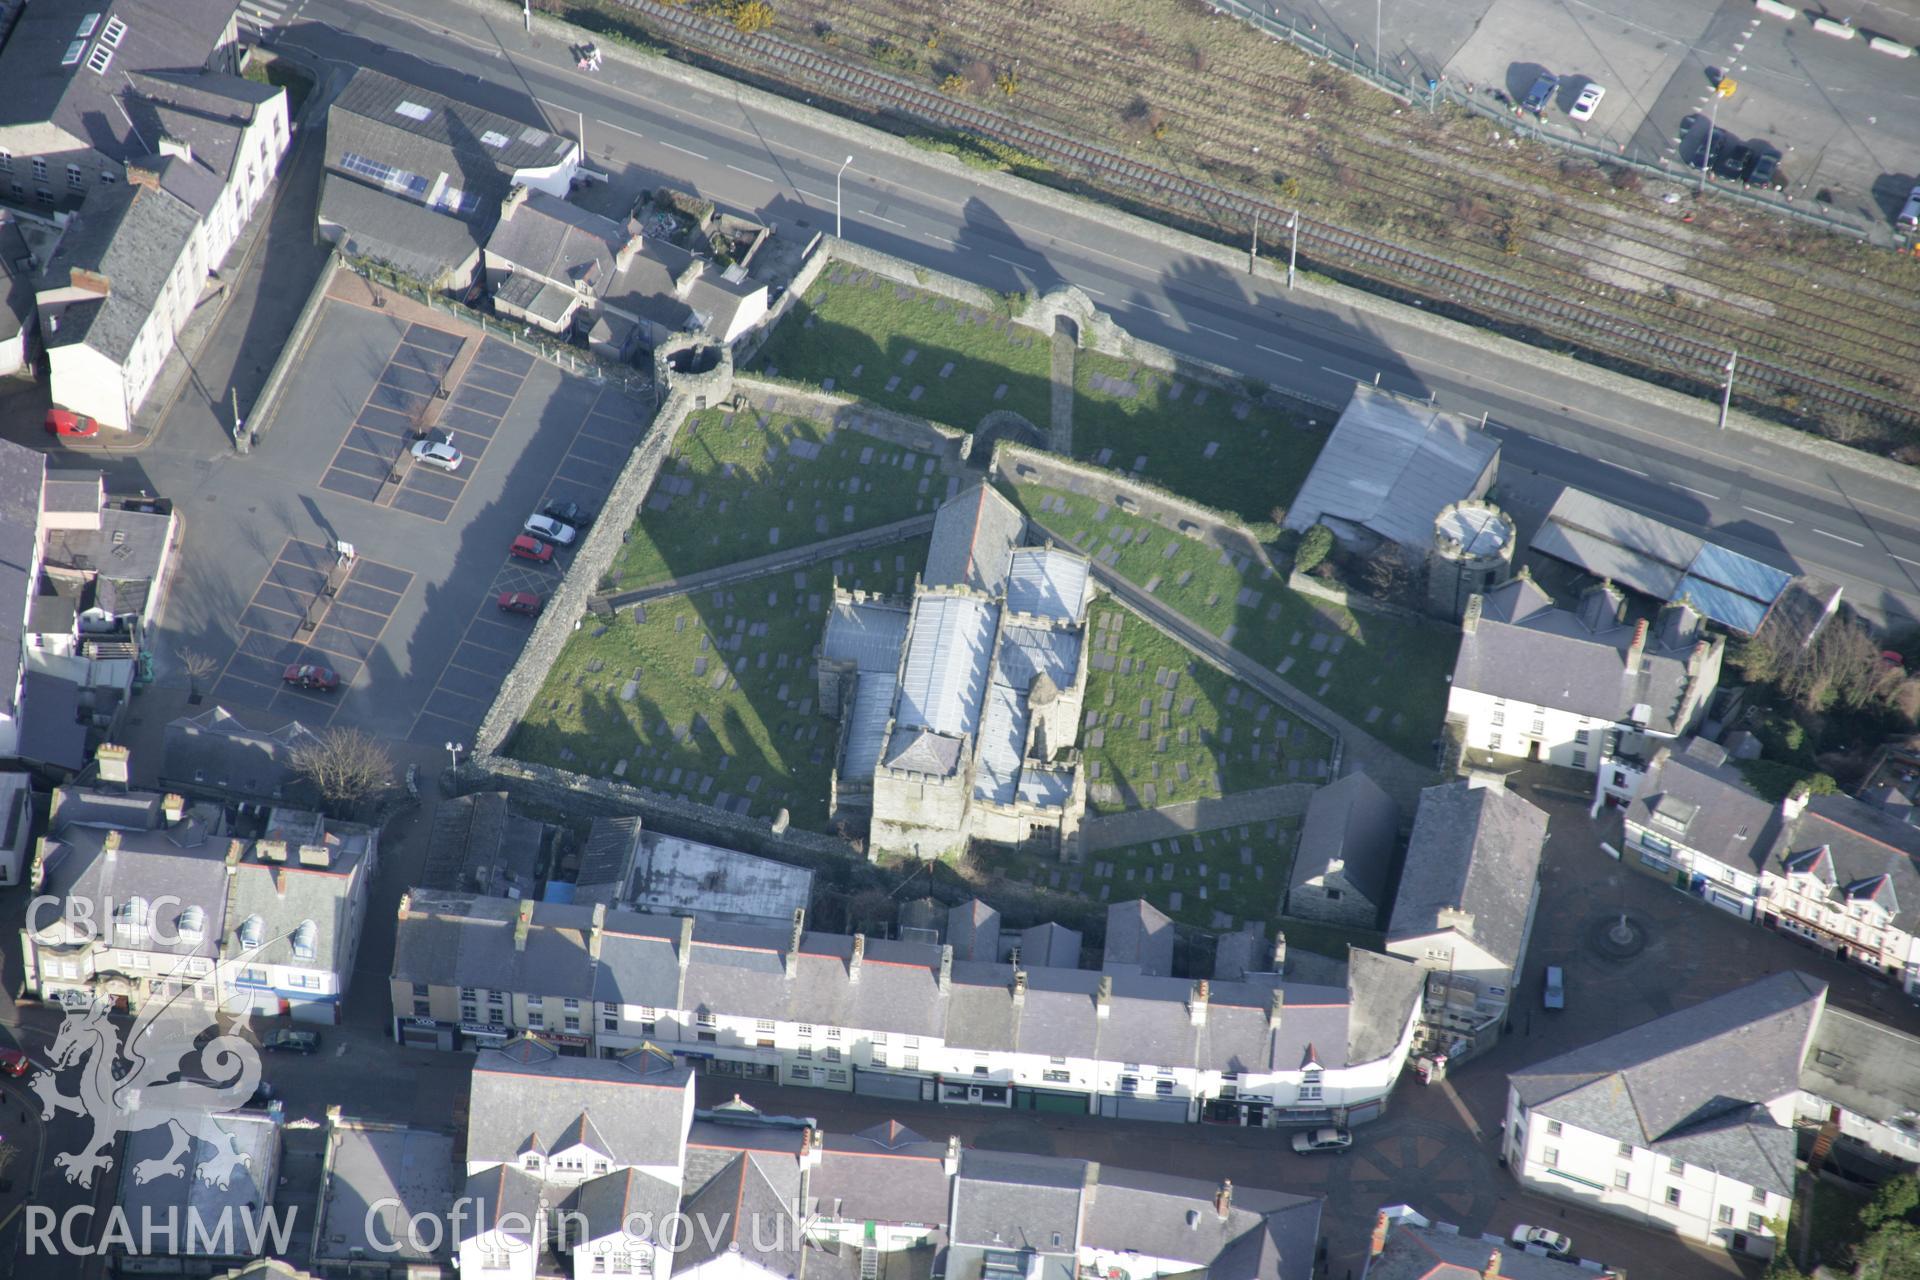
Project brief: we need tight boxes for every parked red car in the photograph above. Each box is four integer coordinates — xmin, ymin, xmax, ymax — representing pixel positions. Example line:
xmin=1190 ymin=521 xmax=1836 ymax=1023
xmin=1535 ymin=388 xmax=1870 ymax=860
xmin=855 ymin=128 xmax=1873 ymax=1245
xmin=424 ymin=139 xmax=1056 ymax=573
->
xmin=509 ymin=534 xmax=554 ymax=563
xmin=0 ymin=1048 xmax=30 ymax=1078
xmin=45 ymin=408 xmax=100 ymax=437
xmin=498 ymin=591 xmax=543 ymax=616
xmin=282 ymin=663 xmax=340 ymax=691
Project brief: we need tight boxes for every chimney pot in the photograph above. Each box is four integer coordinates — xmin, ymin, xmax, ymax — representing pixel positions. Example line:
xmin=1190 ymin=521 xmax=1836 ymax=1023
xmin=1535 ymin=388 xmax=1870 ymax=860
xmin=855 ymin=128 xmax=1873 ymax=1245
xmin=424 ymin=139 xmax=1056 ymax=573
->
xmin=513 ymin=898 xmax=534 ymax=953
xmin=1213 ymin=1179 xmax=1232 ymax=1218
xmin=589 ymin=902 xmax=606 ymax=961
xmin=1267 ymin=989 xmax=1285 ymax=1031
xmin=849 ymin=932 xmax=865 ymax=982
xmin=938 ymin=945 xmax=953 ymax=994
xmin=162 ymin=794 xmax=186 ymax=825
xmin=1012 ymin=970 xmax=1027 ymax=1005
xmin=1270 ymin=931 xmax=1288 ymax=973
xmin=1626 ymin=618 xmax=1650 ymax=672
xmin=1483 ymin=1249 xmax=1502 ymax=1280
xmin=398 ymin=891 xmax=412 ymax=921
xmin=1189 ymin=979 xmax=1209 ymax=1026
xmin=1369 ymin=1211 xmax=1390 ymax=1257
xmin=943 ymin=1134 xmax=961 ymax=1175
xmin=1096 ymin=975 xmax=1112 ymax=1018
xmin=1460 ymin=594 xmax=1482 ymax=635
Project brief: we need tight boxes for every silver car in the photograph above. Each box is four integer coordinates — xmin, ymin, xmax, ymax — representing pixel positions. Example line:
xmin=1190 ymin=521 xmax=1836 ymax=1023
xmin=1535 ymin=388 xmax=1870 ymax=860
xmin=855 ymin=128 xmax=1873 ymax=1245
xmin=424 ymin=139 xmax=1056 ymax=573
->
xmin=1290 ymin=1127 xmax=1352 ymax=1154
xmin=523 ymin=513 xmax=578 ymax=546
xmin=411 ymin=439 xmax=462 ymax=471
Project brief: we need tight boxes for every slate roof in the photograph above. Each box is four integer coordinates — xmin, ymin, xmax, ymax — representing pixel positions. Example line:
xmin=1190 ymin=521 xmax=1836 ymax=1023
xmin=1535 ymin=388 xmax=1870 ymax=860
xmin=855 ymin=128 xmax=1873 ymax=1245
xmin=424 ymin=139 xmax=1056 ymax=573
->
xmin=1801 ymin=1005 xmax=1920 ymax=1132
xmin=1289 ymin=770 xmax=1399 ymax=910
xmin=1013 ymin=921 xmax=1081 ymax=968
xmin=0 ymin=214 xmax=34 ymax=346
xmin=18 ymin=671 xmax=89 ymax=769
xmin=1345 ymin=948 xmax=1424 ymax=1064
xmin=468 ymin=1038 xmax=691 ymax=1171
xmin=420 ymin=791 xmax=542 ymax=900
xmin=161 ymin=707 xmax=320 ymax=805
xmin=37 ymin=180 xmax=201 ymax=363
xmin=883 ymin=726 xmax=964 ymax=778
xmin=225 ymin=826 xmax=374 ymax=974
xmin=1765 ymin=794 xmax=1920 ymax=932
xmin=924 ymin=484 xmax=1024 ymax=596
xmin=566 ymin=1166 xmax=680 ymax=1244
xmin=1102 ymin=898 xmax=1173 ymax=977
xmin=485 ymin=189 xmax=621 ymax=294
xmin=35 ymin=823 xmax=233 ymax=964
xmin=600 ymin=236 xmax=764 ymax=341
xmin=575 ymin=814 xmax=642 ymax=903
xmin=1367 ymin=1212 xmax=1600 ymax=1280
xmin=951 ymin=1150 xmax=1085 ymax=1250
xmin=0 ymin=438 xmax=43 ymax=725
xmin=842 ymin=672 xmax=897 ymax=783
xmin=1282 ymin=383 xmax=1498 ymax=549
xmin=1510 ymin=971 xmax=1826 ymax=1196
xmin=895 ymin=593 xmax=996 ymax=739
xmin=676 ymin=1151 xmax=804 ymax=1273
xmin=1453 ymin=578 xmax=1712 ymax=734
xmin=316 ymin=175 xmax=483 ymax=283
xmin=0 ymin=0 xmax=239 ymax=161
xmin=1387 ymin=782 xmax=1549 ymax=972
xmin=1080 ymin=1168 xmax=1320 ymax=1280
xmin=823 ymin=598 xmax=911 ymax=673
xmin=947 ymin=899 xmax=1001 ymax=961
xmin=1004 ymin=547 xmax=1090 ymax=622
xmin=457 ymin=1164 xmax=543 ymax=1244
xmin=1624 ymin=738 xmax=1779 ymax=869
xmin=811 ymin=1139 xmax=951 ymax=1227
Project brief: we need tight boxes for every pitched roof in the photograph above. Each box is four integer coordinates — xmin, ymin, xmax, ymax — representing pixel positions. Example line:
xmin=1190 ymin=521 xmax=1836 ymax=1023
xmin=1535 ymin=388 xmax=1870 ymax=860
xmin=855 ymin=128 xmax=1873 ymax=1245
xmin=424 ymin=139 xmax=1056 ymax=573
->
xmin=1510 ymin=971 xmax=1826 ymax=1195
xmin=565 ymin=1165 xmax=680 ymax=1242
xmin=924 ymin=484 xmax=1024 ymax=596
xmin=674 ymin=1150 xmax=803 ymax=1272
xmin=485 ymin=188 xmax=621 ymax=293
xmin=316 ymin=174 xmax=483 ymax=282
xmin=0 ymin=439 xmax=43 ymax=724
xmin=895 ymin=593 xmax=996 ymax=739
xmin=1345 ymin=947 xmax=1424 ymax=1064
xmin=947 ymin=899 xmax=1001 ymax=961
xmin=1387 ymin=782 xmax=1549 ymax=970
xmin=1366 ymin=1210 xmax=1601 ymax=1280
xmin=1004 ymin=547 xmax=1090 ymax=622
xmin=457 ymin=1164 xmax=543 ymax=1243
xmin=951 ymin=1150 xmax=1085 ymax=1250
xmin=1766 ymin=794 xmax=1920 ymax=931
xmin=1452 ymin=577 xmax=1714 ymax=733
xmin=420 ymin=791 xmax=542 ymax=899
xmin=1081 ymin=1168 xmax=1320 ymax=1280
xmin=883 ymin=726 xmax=965 ymax=777
xmin=600 ymin=235 xmax=764 ymax=341
xmin=225 ymin=827 xmax=375 ymax=974
xmin=1624 ymin=738 xmax=1779 ymax=874
xmin=467 ymin=1038 xmax=691 ymax=1171
xmin=1281 ymin=383 xmax=1499 ymax=549
xmin=822 ymin=597 xmax=911 ymax=674
xmin=1102 ymin=898 xmax=1173 ymax=977
xmin=1289 ymin=771 xmax=1399 ymax=910
xmin=37 ymin=179 xmax=201 ymax=363
xmin=162 ymin=707 xmax=320 ymax=805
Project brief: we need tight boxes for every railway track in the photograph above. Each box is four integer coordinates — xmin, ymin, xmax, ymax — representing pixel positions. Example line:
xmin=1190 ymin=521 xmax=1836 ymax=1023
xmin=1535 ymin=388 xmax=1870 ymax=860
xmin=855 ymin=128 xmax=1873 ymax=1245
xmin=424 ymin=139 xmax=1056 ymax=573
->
xmin=615 ymin=0 xmax=1919 ymax=431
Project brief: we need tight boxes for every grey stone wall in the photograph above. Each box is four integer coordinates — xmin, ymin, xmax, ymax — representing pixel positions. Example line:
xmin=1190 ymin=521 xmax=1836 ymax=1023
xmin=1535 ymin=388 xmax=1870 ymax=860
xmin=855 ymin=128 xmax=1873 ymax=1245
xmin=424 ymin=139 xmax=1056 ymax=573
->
xmin=734 ymin=375 xmax=967 ymax=460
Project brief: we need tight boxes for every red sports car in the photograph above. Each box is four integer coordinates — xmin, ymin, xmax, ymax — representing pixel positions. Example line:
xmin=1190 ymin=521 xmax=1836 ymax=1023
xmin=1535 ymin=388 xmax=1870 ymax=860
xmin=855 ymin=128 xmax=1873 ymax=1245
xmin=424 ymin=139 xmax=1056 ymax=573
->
xmin=509 ymin=534 xmax=554 ymax=563
xmin=0 ymin=1048 xmax=30 ymax=1078
xmin=45 ymin=408 xmax=100 ymax=437
xmin=282 ymin=663 xmax=340 ymax=691
xmin=498 ymin=591 xmax=543 ymax=616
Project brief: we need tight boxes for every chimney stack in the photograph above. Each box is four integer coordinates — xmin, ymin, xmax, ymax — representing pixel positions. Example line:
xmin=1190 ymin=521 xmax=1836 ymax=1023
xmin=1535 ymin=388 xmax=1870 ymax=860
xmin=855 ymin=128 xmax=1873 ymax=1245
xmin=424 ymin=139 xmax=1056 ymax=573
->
xmin=1212 ymin=1180 xmax=1232 ymax=1218
xmin=589 ymin=903 xmax=606 ymax=961
xmin=943 ymin=1135 xmax=961 ymax=1176
xmin=1460 ymin=594 xmax=1482 ymax=635
xmin=1270 ymin=931 xmax=1288 ymax=974
xmin=514 ymin=898 xmax=535 ymax=953
xmin=297 ymin=843 xmax=331 ymax=868
xmin=849 ymin=933 xmax=865 ymax=983
xmin=398 ymin=891 xmax=412 ymax=922
xmin=616 ymin=224 xmax=643 ymax=273
xmin=103 ymin=830 xmax=121 ymax=859
xmin=1188 ymin=979 xmax=1209 ymax=1027
xmin=1625 ymin=618 xmax=1650 ymax=673
xmin=1096 ymin=975 xmax=1112 ymax=1019
xmin=1267 ymin=989 xmax=1285 ymax=1032
xmin=799 ymin=1126 xmax=822 ymax=1169
xmin=1012 ymin=970 xmax=1027 ymax=1007
xmin=938 ymin=945 xmax=953 ymax=994
xmin=501 ymin=183 xmax=530 ymax=220
xmin=95 ymin=744 xmax=130 ymax=787
xmin=786 ymin=908 xmax=806 ymax=979
xmin=1782 ymin=780 xmax=1812 ymax=823
xmin=1482 ymin=1249 xmax=1503 ymax=1280
xmin=1369 ymin=1212 xmax=1390 ymax=1257
xmin=676 ymin=915 xmax=695 ymax=1007
xmin=256 ymin=840 xmax=287 ymax=864
xmin=162 ymin=794 xmax=186 ymax=826
xmin=1687 ymin=638 xmax=1710 ymax=681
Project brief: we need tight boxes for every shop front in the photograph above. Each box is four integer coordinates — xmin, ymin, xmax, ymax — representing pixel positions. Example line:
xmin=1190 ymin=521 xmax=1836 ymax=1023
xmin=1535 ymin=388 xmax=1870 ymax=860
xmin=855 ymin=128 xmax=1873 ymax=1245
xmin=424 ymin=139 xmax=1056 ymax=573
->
xmin=462 ymin=1020 xmax=514 ymax=1052
xmin=1013 ymin=1085 xmax=1090 ymax=1115
xmin=397 ymin=1015 xmax=456 ymax=1051
xmin=937 ymin=1078 xmax=1012 ymax=1107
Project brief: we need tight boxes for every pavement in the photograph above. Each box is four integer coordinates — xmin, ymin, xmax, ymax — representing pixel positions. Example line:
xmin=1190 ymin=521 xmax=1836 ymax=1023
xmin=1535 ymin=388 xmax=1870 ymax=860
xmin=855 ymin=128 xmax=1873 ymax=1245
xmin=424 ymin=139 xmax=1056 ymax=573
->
xmin=251 ymin=0 xmax=1920 ymax=634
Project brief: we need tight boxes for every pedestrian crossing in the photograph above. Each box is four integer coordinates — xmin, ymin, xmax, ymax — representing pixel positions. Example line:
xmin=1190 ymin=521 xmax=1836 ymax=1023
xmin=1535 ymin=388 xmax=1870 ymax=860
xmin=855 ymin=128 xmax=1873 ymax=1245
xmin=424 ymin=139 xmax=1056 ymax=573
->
xmin=238 ymin=0 xmax=298 ymax=39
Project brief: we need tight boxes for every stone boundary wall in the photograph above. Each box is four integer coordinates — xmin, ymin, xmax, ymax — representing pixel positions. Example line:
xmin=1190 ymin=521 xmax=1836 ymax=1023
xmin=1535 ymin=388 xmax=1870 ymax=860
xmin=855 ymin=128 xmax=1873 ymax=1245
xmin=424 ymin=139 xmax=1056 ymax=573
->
xmin=242 ymin=252 xmax=341 ymax=446
xmin=471 ymin=0 xmax=1920 ymax=494
xmin=1287 ymin=568 xmax=1433 ymax=625
xmin=993 ymin=441 xmax=1277 ymax=560
xmin=733 ymin=374 xmax=968 ymax=459
xmin=474 ymin=387 xmax=697 ymax=755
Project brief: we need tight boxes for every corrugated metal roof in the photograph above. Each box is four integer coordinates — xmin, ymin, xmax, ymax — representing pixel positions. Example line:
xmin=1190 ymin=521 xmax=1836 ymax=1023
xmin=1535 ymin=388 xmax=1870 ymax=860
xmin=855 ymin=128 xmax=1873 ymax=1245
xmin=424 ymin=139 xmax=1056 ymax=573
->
xmin=994 ymin=623 xmax=1079 ymax=693
xmin=896 ymin=594 xmax=996 ymax=738
xmin=840 ymin=673 xmax=896 ymax=783
xmin=1016 ymin=769 xmax=1073 ymax=809
xmin=1530 ymin=519 xmax=1687 ymax=599
xmin=1687 ymin=541 xmax=1791 ymax=603
xmin=1282 ymin=384 xmax=1498 ymax=549
xmin=1005 ymin=547 xmax=1090 ymax=621
xmin=973 ymin=681 xmax=1027 ymax=804
xmin=823 ymin=599 xmax=911 ymax=674
xmin=1674 ymin=575 xmax=1770 ymax=636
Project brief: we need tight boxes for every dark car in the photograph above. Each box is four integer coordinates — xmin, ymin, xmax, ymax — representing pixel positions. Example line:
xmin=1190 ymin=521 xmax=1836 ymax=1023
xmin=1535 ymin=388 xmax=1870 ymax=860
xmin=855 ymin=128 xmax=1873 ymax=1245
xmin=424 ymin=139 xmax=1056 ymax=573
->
xmin=281 ymin=663 xmax=339 ymax=692
xmin=262 ymin=1030 xmax=321 ymax=1055
xmin=509 ymin=534 xmax=554 ymax=563
xmin=245 ymin=1081 xmax=276 ymax=1108
xmin=1697 ymin=131 xmax=1728 ymax=173
xmin=541 ymin=499 xmax=594 ymax=529
xmin=1522 ymin=72 xmax=1559 ymax=114
xmin=1746 ymin=150 xmax=1781 ymax=189
xmin=498 ymin=591 xmax=543 ymax=616
xmin=1717 ymin=142 xmax=1752 ymax=180
xmin=45 ymin=408 xmax=100 ymax=438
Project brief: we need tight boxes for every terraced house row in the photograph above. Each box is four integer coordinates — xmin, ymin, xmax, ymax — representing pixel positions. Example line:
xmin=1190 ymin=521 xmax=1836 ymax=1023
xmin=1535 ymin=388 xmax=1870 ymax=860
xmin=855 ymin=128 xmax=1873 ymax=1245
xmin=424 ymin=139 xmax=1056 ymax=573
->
xmin=390 ymin=891 xmax=1427 ymax=1128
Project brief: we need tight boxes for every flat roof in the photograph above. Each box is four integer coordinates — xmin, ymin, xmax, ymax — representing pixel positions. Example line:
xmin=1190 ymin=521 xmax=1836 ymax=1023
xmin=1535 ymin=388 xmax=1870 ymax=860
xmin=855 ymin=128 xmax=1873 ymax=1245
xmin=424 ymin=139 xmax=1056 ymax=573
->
xmin=316 ymin=1120 xmax=459 ymax=1263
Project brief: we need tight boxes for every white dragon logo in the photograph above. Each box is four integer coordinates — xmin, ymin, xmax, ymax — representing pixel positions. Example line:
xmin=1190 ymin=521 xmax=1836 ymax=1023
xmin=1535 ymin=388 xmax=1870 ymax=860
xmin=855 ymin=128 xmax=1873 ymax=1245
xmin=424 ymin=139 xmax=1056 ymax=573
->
xmin=29 ymin=952 xmax=265 ymax=1192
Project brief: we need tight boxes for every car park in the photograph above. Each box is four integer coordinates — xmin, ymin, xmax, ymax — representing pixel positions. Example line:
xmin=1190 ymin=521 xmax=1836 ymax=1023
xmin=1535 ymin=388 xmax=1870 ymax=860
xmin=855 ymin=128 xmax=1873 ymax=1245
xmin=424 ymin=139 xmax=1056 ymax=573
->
xmin=1522 ymin=72 xmax=1559 ymax=114
xmin=498 ymin=591 xmax=543 ymax=616
xmin=45 ymin=408 xmax=100 ymax=437
xmin=523 ymin=513 xmax=577 ymax=545
xmin=1290 ymin=1127 xmax=1353 ymax=1154
xmin=1543 ymin=965 xmax=1565 ymax=1010
xmin=262 ymin=1030 xmax=321 ymax=1054
xmin=541 ymin=499 xmax=594 ymax=529
xmin=1510 ymin=1226 xmax=1573 ymax=1258
xmin=281 ymin=663 xmax=339 ymax=691
xmin=410 ymin=439 xmax=462 ymax=471
xmin=510 ymin=534 xmax=554 ymax=563
xmin=1569 ymin=84 xmax=1605 ymax=122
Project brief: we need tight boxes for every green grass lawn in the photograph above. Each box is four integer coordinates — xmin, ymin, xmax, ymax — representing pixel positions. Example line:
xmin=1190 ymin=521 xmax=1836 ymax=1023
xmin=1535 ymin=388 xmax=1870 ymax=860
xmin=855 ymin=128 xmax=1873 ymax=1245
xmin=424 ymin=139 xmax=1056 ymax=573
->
xmin=750 ymin=265 xmax=1052 ymax=429
xmin=508 ymin=536 xmax=929 ymax=832
xmin=1010 ymin=479 xmax=1456 ymax=761
xmin=611 ymin=403 xmax=953 ymax=589
xmin=1080 ymin=602 xmax=1332 ymax=814
xmin=1073 ymin=351 xmax=1328 ymax=523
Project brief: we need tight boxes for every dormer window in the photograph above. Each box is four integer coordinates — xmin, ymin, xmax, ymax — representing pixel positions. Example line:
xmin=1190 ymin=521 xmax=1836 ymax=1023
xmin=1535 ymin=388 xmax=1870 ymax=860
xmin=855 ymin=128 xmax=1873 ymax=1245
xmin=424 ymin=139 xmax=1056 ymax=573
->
xmin=238 ymin=915 xmax=265 ymax=950
xmin=177 ymin=906 xmax=206 ymax=946
xmin=291 ymin=921 xmax=317 ymax=960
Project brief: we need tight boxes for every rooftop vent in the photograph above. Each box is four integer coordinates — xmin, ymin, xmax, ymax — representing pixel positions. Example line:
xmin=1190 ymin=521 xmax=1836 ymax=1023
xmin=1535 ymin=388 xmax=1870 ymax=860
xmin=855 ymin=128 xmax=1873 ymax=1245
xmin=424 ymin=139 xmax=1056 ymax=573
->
xmin=394 ymin=101 xmax=433 ymax=122
xmin=480 ymin=130 xmax=510 ymax=149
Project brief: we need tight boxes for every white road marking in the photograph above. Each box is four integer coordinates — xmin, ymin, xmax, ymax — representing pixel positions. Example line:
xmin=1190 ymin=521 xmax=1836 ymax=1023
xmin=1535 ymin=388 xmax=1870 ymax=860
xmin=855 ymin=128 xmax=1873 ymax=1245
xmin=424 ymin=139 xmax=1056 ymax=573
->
xmin=1813 ymin=528 xmax=1865 ymax=547
xmin=597 ymin=119 xmax=646 ymax=139
xmin=1675 ymin=483 xmax=1717 ymax=499
xmin=1890 ymin=553 xmax=1920 ymax=568
xmin=1256 ymin=344 xmax=1303 ymax=362
xmin=1191 ymin=323 xmax=1240 ymax=341
xmin=659 ymin=141 xmax=707 ymax=159
xmin=1078 ymin=283 xmax=1106 ymax=296
xmin=1741 ymin=505 xmax=1793 ymax=524
xmin=868 ymin=212 xmax=906 ymax=228
xmin=797 ymin=190 xmax=834 ymax=206
xmin=989 ymin=253 xmax=1035 ymax=269
xmin=924 ymin=232 xmax=958 ymax=247
xmin=1614 ymin=464 xmax=1651 ymax=477
xmin=1320 ymin=364 xmax=1355 ymax=376
xmin=1125 ymin=303 xmax=1174 ymax=320
xmin=725 ymin=163 xmax=773 ymax=183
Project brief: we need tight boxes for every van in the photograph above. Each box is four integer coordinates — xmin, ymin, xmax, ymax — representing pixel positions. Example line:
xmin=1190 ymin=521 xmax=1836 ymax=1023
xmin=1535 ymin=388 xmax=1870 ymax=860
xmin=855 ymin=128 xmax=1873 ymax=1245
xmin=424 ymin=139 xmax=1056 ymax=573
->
xmin=1898 ymin=184 xmax=1920 ymax=232
xmin=1542 ymin=965 xmax=1565 ymax=1010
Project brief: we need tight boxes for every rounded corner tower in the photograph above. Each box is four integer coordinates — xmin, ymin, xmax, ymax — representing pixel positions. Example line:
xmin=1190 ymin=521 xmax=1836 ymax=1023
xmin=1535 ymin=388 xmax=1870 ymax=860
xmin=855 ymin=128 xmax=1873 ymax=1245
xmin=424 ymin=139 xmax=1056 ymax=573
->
xmin=1428 ymin=499 xmax=1515 ymax=621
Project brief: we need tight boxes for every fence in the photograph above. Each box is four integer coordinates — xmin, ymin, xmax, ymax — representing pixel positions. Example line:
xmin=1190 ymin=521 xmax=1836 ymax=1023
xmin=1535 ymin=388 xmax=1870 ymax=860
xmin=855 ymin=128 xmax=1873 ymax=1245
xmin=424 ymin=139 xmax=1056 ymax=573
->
xmin=1203 ymin=0 xmax=1877 ymax=245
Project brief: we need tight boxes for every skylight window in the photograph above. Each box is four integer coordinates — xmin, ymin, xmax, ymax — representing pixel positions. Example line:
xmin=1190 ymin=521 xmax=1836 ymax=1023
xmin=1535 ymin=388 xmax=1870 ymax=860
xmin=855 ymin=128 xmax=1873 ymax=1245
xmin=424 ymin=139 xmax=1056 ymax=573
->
xmin=62 ymin=40 xmax=86 ymax=66
xmin=75 ymin=13 xmax=101 ymax=38
xmin=394 ymin=101 xmax=433 ymax=122
xmin=101 ymin=16 xmax=127 ymax=47
xmin=85 ymin=44 xmax=113 ymax=75
xmin=480 ymin=130 xmax=510 ymax=149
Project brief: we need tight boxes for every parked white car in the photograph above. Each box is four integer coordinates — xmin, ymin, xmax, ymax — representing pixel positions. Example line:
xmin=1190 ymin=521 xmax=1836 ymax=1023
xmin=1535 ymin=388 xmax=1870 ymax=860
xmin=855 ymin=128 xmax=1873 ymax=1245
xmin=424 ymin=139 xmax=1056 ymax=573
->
xmin=524 ymin=513 xmax=578 ymax=545
xmin=1569 ymin=83 xmax=1605 ymax=122
xmin=1290 ymin=1127 xmax=1352 ymax=1154
xmin=1510 ymin=1225 xmax=1573 ymax=1257
xmin=411 ymin=439 xmax=462 ymax=471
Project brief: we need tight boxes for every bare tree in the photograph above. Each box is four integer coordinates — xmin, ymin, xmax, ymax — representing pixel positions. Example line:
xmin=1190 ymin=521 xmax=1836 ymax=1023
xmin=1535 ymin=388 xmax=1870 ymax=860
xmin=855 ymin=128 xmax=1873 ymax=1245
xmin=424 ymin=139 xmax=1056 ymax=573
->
xmin=291 ymin=727 xmax=394 ymax=816
xmin=1361 ymin=544 xmax=1424 ymax=606
xmin=179 ymin=648 xmax=218 ymax=702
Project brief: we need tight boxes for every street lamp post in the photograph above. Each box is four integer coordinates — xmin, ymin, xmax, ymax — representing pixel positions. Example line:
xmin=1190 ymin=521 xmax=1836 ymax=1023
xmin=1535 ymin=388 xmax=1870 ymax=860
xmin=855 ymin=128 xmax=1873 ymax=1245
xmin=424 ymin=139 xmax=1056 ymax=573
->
xmin=1718 ymin=350 xmax=1737 ymax=430
xmin=445 ymin=741 xmax=464 ymax=770
xmin=1374 ymin=0 xmax=1382 ymax=75
xmin=1699 ymin=77 xmax=1736 ymax=197
xmin=835 ymin=155 xmax=854 ymax=240
xmin=523 ymin=0 xmax=531 ymax=34
xmin=1288 ymin=210 xmax=1300 ymax=289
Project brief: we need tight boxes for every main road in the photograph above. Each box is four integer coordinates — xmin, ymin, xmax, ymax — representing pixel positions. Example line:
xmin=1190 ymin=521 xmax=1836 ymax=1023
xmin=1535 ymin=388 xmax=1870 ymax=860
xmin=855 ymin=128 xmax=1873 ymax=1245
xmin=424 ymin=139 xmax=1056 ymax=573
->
xmin=275 ymin=0 xmax=1920 ymax=628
